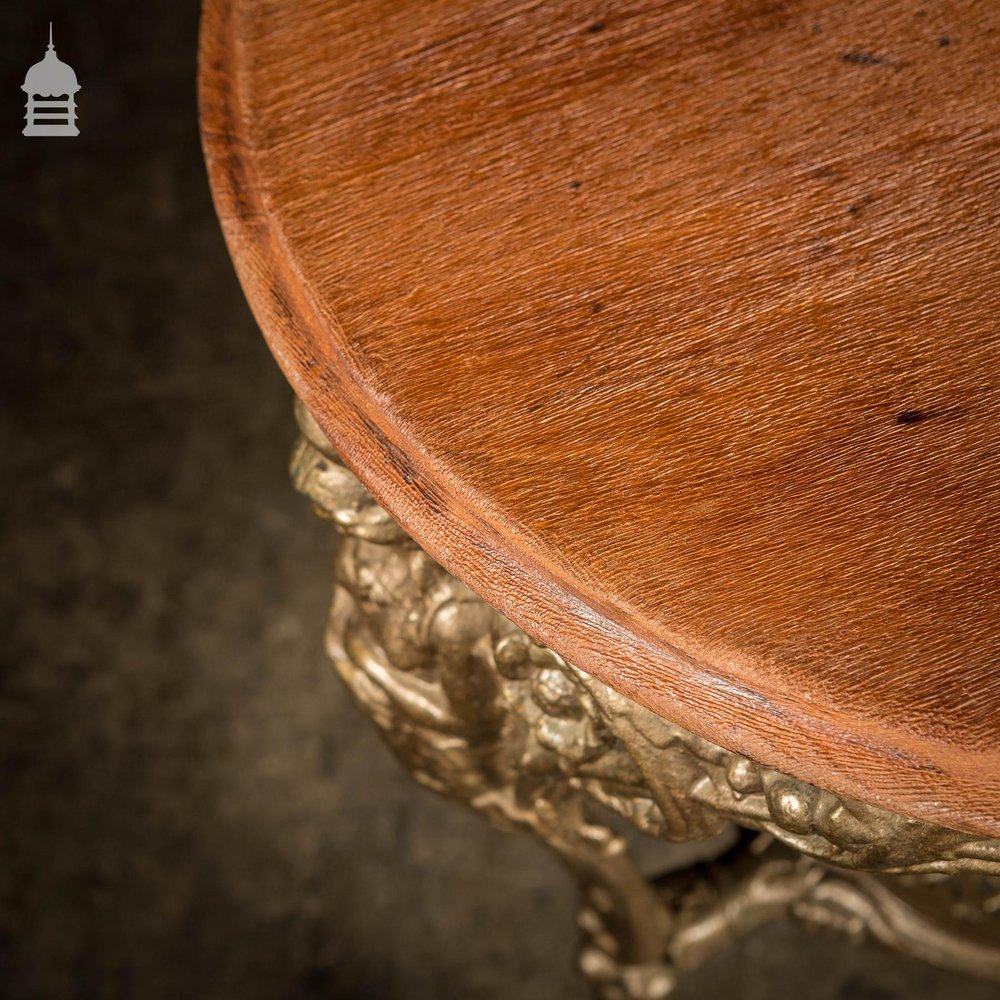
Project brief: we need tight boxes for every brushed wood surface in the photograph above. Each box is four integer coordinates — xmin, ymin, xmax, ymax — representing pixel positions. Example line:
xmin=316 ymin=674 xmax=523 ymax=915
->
xmin=199 ymin=0 xmax=1000 ymax=835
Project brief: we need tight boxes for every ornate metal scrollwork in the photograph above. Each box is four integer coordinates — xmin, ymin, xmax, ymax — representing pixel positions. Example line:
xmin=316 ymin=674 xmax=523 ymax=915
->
xmin=291 ymin=400 xmax=1000 ymax=998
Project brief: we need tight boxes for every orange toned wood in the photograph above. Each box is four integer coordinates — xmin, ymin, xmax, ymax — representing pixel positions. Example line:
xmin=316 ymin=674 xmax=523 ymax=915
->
xmin=199 ymin=0 xmax=1000 ymax=835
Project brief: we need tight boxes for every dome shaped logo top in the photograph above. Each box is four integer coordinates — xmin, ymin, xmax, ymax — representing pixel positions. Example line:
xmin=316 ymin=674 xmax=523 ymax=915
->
xmin=22 ymin=24 xmax=80 ymax=137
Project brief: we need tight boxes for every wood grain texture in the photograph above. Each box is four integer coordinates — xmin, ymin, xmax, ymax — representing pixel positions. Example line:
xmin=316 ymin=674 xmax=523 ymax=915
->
xmin=199 ymin=0 xmax=1000 ymax=835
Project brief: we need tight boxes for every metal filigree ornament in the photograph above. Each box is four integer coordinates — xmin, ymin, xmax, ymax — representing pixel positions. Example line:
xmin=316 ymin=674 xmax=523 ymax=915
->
xmin=291 ymin=400 xmax=1000 ymax=999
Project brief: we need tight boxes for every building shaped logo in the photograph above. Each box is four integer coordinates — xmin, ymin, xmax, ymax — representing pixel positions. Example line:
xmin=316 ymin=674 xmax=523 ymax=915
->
xmin=22 ymin=24 xmax=80 ymax=137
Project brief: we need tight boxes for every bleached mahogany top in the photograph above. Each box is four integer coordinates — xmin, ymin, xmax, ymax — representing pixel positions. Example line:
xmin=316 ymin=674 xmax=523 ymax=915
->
xmin=200 ymin=0 xmax=1000 ymax=836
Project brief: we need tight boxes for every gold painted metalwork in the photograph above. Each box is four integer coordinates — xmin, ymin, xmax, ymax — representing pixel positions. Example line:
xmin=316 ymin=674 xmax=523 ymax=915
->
xmin=291 ymin=400 xmax=1000 ymax=998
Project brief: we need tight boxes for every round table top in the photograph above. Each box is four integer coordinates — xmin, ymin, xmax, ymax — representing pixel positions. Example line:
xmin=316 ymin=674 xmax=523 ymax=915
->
xmin=200 ymin=0 xmax=1000 ymax=836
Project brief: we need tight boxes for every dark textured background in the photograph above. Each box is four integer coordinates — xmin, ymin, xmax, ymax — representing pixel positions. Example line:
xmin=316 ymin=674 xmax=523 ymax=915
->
xmin=0 ymin=3 xmax=996 ymax=998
